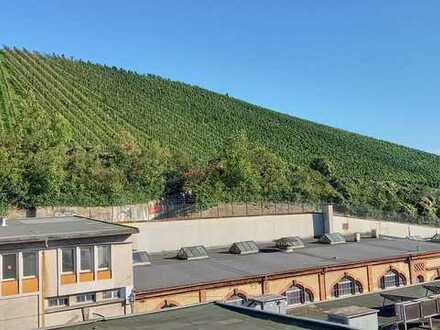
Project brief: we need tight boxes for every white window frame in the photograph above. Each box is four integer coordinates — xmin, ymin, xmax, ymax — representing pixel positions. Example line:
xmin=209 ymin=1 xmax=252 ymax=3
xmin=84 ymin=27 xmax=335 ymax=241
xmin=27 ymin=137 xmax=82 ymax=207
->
xmin=102 ymin=289 xmax=121 ymax=300
xmin=22 ymin=251 xmax=38 ymax=279
xmin=61 ymin=248 xmax=76 ymax=275
xmin=79 ymin=246 xmax=94 ymax=273
xmin=47 ymin=296 xmax=69 ymax=308
xmin=97 ymin=245 xmax=111 ymax=271
xmin=2 ymin=253 xmax=18 ymax=281
xmin=76 ymin=293 xmax=96 ymax=304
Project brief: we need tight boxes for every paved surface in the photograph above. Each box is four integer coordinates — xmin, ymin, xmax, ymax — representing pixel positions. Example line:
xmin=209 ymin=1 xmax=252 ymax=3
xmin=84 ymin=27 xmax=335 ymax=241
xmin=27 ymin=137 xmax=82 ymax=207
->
xmin=48 ymin=303 xmax=350 ymax=330
xmin=134 ymin=238 xmax=440 ymax=292
xmin=0 ymin=216 xmax=138 ymax=244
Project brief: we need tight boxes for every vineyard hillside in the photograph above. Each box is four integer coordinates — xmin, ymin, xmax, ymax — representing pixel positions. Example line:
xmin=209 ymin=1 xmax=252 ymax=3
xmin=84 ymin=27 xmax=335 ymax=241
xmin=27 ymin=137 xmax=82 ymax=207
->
xmin=0 ymin=48 xmax=440 ymax=221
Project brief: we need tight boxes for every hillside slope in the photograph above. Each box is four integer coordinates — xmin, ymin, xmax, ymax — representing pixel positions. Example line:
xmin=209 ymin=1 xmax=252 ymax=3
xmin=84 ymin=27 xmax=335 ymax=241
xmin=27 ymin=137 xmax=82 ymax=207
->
xmin=0 ymin=48 xmax=440 ymax=220
xmin=0 ymin=48 xmax=439 ymax=186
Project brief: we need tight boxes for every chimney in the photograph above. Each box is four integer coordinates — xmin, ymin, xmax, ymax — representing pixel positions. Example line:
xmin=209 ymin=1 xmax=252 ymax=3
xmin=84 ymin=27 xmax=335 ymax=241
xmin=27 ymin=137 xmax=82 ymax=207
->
xmin=0 ymin=217 xmax=7 ymax=227
xmin=321 ymin=203 xmax=334 ymax=234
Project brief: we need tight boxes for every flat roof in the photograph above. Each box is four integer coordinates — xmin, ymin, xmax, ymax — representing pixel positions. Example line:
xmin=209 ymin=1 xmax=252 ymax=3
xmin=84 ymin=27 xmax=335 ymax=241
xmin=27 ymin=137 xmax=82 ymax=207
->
xmin=46 ymin=302 xmax=352 ymax=330
xmin=134 ymin=237 xmax=440 ymax=293
xmin=0 ymin=216 xmax=138 ymax=245
xmin=288 ymin=281 xmax=440 ymax=328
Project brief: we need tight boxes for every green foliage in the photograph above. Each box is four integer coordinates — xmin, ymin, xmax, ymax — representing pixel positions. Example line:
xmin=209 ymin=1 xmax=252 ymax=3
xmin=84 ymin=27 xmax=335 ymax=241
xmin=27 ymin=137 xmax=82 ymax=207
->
xmin=0 ymin=48 xmax=440 ymax=223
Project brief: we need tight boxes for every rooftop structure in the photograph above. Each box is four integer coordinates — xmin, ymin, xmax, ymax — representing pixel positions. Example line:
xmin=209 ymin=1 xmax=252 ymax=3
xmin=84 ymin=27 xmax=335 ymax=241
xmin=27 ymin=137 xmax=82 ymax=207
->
xmin=0 ymin=216 xmax=138 ymax=330
xmin=47 ymin=302 xmax=354 ymax=330
xmin=288 ymin=281 xmax=440 ymax=329
xmin=134 ymin=237 xmax=440 ymax=293
xmin=133 ymin=251 xmax=151 ymax=266
xmin=0 ymin=216 xmax=138 ymax=245
xmin=320 ymin=233 xmax=346 ymax=245
xmin=177 ymin=245 xmax=209 ymax=260
xmin=229 ymin=241 xmax=259 ymax=255
xmin=274 ymin=236 xmax=305 ymax=252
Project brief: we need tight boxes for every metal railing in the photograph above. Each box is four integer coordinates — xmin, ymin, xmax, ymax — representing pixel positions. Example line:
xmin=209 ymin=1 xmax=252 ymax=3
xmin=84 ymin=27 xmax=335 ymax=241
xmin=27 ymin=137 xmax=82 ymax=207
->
xmin=150 ymin=200 xmax=321 ymax=221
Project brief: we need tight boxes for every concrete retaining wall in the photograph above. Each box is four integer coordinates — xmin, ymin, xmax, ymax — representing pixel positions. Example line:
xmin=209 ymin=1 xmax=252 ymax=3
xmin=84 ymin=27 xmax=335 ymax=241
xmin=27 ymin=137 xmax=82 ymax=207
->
xmin=333 ymin=215 xmax=440 ymax=238
xmin=131 ymin=213 xmax=324 ymax=253
xmin=131 ymin=212 xmax=440 ymax=253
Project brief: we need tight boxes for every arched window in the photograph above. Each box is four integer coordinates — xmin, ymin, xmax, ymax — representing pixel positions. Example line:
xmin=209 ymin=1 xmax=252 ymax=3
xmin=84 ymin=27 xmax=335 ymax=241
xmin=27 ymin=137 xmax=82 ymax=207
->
xmin=416 ymin=275 xmax=424 ymax=283
xmin=285 ymin=284 xmax=314 ymax=305
xmin=381 ymin=270 xmax=406 ymax=289
xmin=333 ymin=276 xmax=363 ymax=298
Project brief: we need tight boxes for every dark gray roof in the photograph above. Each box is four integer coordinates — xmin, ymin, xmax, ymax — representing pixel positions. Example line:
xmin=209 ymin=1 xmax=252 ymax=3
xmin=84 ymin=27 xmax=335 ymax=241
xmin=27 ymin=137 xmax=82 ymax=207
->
xmin=0 ymin=216 xmax=138 ymax=245
xmin=134 ymin=238 xmax=440 ymax=292
xmin=46 ymin=302 xmax=353 ymax=330
xmin=288 ymin=281 xmax=440 ymax=328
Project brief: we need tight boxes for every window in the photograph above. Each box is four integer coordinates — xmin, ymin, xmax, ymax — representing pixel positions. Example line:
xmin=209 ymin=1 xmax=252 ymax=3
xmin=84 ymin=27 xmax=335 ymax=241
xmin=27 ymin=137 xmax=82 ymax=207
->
xmin=2 ymin=254 xmax=17 ymax=280
xmin=61 ymin=248 xmax=75 ymax=273
xmin=102 ymin=289 xmax=120 ymax=300
xmin=98 ymin=246 xmax=111 ymax=269
xmin=23 ymin=252 xmax=37 ymax=277
xmin=48 ymin=297 xmax=69 ymax=308
xmin=80 ymin=247 xmax=93 ymax=272
xmin=333 ymin=276 xmax=362 ymax=297
xmin=416 ymin=275 xmax=424 ymax=283
xmin=286 ymin=285 xmax=313 ymax=305
xmin=381 ymin=271 xmax=406 ymax=289
xmin=76 ymin=293 xmax=96 ymax=304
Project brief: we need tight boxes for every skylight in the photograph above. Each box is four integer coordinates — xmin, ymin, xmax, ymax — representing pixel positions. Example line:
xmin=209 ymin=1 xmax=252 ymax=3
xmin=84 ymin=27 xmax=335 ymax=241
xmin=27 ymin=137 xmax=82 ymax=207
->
xmin=177 ymin=246 xmax=209 ymax=260
xmin=229 ymin=241 xmax=259 ymax=255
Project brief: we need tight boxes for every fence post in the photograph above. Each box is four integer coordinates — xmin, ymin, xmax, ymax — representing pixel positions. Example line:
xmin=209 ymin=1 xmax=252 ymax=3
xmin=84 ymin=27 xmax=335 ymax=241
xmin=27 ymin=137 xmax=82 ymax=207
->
xmin=261 ymin=200 xmax=263 ymax=216
xmin=246 ymin=201 xmax=248 ymax=217
xmin=217 ymin=204 xmax=220 ymax=218
xmin=274 ymin=202 xmax=277 ymax=215
xmin=231 ymin=200 xmax=234 ymax=216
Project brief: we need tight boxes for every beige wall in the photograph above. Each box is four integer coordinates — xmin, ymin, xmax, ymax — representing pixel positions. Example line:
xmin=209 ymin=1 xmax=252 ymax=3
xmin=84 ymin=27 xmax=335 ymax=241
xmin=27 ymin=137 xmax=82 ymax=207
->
xmin=43 ymin=241 xmax=134 ymax=298
xmin=0 ymin=294 xmax=39 ymax=330
xmin=132 ymin=213 xmax=323 ymax=252
xmin=44 ymin=302 xmax=126 ymax=327
xmin=333 ymin=215 xmax=440 ymax=238
xmin=132 ymin=212 xmax=440 ymax=253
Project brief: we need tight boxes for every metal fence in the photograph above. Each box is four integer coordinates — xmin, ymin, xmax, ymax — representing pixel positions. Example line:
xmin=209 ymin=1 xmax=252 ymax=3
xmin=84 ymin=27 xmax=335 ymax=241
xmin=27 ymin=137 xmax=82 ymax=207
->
xmin=152 ymin=200 xmax=321 ymax=221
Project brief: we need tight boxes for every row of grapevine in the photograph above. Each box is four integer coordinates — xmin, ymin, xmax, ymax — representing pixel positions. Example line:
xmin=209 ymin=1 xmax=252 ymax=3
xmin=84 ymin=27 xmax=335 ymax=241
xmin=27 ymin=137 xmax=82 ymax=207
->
xmin=0 ymin=48 xmax=439 ymax=187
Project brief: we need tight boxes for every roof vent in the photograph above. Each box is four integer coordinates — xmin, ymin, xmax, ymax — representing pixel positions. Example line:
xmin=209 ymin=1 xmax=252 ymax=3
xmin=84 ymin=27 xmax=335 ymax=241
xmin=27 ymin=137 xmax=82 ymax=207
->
xmin=275 ymin=236 xmax=304 ymax=252
xmin=0 ymin=217 xmax=7 ymax=227
xmin=320 ymin=233 xmax=346 ymax=245
xmin=132 ymin=251 xmax=151 ymax=266
xmin=177 ymin=246 xmax=209 ymax=260
xmin=229 ymin=241 xmax=259 ymax=255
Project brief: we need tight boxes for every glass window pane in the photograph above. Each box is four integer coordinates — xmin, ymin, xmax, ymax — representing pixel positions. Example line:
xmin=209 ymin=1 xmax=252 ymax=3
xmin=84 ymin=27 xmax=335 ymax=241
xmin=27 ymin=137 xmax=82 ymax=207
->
xmin=286 ymin=286 xmax=302 ymax=305
xmin=2 ymin=254 xmax=17 ymax=280
xmin=98 ymin=246 xmax=111 ymax=269
xmin=76 ymin=293 xmax=95 ymax=303
xmin=62 ymin=248 xmax=75 ymax=273
xmin=23 ymin=252 xmax=37 ymax=277
xmin=80 ymin=247 xmax=93 ymax=271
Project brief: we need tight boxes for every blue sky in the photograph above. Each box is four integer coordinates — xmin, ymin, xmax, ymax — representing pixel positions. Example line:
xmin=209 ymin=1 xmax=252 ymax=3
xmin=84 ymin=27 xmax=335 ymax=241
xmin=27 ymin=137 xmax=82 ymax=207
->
xmin=1 ymin=1 xmax=440 ymax=154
